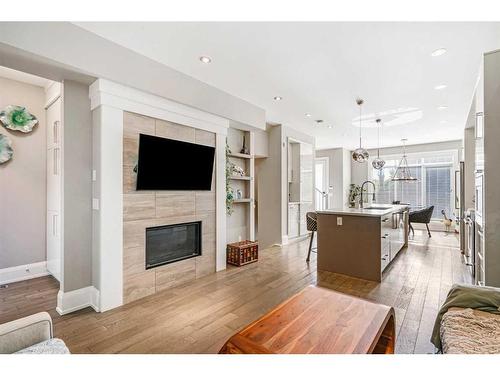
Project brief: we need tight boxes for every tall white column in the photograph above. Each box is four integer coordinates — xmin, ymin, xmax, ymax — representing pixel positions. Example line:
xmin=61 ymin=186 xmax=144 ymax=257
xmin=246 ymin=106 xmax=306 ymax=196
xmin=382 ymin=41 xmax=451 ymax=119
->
xmin=92 ymin=105 xmax=124 ymax=311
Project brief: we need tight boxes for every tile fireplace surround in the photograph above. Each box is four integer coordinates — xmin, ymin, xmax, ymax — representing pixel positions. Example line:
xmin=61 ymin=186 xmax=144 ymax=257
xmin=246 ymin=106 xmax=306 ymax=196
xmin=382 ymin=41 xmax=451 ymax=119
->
xmin=122 ymin=112 xmax=216 ymax=304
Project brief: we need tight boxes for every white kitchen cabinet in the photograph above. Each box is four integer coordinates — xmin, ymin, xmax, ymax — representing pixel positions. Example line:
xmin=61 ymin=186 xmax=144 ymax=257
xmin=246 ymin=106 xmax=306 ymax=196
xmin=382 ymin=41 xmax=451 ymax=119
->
xmin=380 ymin=214 xmax=391 ymax=271
xmin=288 ymin=203 xmax=299 ymax=238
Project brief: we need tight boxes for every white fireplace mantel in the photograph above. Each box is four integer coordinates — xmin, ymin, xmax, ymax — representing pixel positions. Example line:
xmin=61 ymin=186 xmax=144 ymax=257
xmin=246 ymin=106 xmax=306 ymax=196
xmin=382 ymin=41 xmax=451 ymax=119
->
xmin=90 ymin=79 xmax=228 ymax=312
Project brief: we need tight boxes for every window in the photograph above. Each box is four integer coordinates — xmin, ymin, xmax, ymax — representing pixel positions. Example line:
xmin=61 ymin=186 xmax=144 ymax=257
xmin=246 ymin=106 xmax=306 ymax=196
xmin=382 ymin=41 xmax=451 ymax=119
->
xmin=425 ymin=166 xmax=451 ymax=219
xmin=371 ymin=151 xmax=456 ymax=220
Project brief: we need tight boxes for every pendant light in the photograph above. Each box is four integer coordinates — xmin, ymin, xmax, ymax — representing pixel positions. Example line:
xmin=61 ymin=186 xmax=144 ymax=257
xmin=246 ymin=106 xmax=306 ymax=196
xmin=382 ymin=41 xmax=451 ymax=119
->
xmin=352 ymin=98 xmax=369 ymax=163
xmin=391 ymin=138 xmax=417 ymax=181
xmin=372 ymin=118 xmax=386 ymax=170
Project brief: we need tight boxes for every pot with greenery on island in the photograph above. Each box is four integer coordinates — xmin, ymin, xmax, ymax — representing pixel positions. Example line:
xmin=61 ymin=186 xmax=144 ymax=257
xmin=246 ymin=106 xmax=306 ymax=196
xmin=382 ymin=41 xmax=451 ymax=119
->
xmin=348 ymin=184 xmax=362 ymax=208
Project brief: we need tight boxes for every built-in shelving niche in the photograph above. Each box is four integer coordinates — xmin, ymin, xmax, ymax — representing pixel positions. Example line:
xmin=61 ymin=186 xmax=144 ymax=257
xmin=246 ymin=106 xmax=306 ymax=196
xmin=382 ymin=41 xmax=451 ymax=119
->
xmin=226 ymin=128 xmax=255 ymax=244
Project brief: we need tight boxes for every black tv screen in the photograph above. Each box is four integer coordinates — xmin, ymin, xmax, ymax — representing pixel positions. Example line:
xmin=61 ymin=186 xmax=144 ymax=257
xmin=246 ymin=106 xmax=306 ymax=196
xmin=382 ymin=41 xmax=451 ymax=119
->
xmin=136 ymin=134 xmax=215 ymax=191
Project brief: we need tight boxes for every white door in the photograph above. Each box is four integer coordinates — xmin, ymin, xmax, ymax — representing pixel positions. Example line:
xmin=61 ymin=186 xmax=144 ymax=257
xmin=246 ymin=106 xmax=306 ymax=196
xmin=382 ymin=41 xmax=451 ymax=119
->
xmin=314 ymin=157 xmax=329 ymax=210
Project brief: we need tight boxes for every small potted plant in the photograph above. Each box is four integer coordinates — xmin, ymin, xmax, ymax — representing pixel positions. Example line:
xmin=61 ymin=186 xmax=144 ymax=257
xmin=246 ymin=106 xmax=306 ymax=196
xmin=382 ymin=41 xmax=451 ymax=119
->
xmin=348 ymin=184 xmax=362 ymax=208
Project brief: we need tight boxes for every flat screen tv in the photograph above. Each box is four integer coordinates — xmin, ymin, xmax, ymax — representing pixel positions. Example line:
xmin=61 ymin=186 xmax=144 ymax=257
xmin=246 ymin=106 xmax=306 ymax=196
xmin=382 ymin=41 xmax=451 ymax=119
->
xmin=136 ymin=133 xmax=215 ymax=191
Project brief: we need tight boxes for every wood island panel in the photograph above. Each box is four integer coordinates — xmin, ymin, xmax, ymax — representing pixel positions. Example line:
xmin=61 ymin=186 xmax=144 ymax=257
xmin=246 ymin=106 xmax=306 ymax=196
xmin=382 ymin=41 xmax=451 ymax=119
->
xmin=317 ymin=213 xmax=383 ymax=282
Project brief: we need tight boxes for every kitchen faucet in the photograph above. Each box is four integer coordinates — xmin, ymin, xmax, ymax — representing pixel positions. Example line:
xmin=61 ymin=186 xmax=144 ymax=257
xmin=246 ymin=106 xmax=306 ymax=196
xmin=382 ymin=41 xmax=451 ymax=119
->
xmin=360 ymin=180 xmax=376 ymax=208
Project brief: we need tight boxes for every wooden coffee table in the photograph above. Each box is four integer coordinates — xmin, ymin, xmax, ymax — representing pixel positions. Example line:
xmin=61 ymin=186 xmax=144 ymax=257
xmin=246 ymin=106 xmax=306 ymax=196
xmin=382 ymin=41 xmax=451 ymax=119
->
xmin=219 ymin=285 xmax=395 ymax=354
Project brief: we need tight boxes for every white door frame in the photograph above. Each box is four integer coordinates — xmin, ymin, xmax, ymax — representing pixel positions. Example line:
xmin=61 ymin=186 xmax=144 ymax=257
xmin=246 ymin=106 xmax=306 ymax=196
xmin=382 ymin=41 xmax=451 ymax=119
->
xmin=315 ymin=157 xmax=329 ymax=210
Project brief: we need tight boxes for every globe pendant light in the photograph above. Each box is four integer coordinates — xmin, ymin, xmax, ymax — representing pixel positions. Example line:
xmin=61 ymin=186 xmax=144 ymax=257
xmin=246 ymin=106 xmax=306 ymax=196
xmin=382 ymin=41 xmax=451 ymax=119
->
xmin=391 ymin=138 xmax=417 ymax=181
xmin=372 ymin=118 xmax=386 ymax=170
xmin=352 ymin=98 xmax=369 ymax=163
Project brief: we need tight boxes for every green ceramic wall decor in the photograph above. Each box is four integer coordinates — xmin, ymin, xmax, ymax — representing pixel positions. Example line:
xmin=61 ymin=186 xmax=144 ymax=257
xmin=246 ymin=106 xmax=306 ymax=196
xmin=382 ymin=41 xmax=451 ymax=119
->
xmin=0 ymin=134 xmax=14 ymax=164
xmin=0 ymin=105 xmax=38 ymax=133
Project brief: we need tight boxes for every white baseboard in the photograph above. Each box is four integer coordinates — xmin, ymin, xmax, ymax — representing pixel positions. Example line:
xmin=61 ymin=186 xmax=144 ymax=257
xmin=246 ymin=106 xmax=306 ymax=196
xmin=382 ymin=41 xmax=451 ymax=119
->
xmin=286 ymin=234 xmax=310 ymax=245
xmin=281 ymin=235 xmax=289 ymax=245
xmin=0 ymin=261 xmax=49 ymax=285
xmin=56 ymin=286 xmax=100 ymax=315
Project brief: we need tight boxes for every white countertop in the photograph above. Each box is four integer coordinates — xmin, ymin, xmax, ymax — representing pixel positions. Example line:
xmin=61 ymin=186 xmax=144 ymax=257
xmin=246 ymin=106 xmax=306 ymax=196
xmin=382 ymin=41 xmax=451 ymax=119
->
xmin=316 ymin=204 xmax=408 ymax=217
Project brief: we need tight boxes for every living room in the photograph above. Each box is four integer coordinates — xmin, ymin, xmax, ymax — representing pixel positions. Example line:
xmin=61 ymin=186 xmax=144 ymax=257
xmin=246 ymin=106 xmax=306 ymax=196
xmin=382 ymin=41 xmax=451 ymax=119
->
xmin=1 ymin=2 xmax=500 ymax=374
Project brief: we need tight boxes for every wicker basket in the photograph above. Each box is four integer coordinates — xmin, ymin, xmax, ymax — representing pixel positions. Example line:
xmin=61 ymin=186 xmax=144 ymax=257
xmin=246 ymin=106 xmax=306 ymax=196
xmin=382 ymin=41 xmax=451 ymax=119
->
xmin=227 ymin=240 xmax=259 ymax=266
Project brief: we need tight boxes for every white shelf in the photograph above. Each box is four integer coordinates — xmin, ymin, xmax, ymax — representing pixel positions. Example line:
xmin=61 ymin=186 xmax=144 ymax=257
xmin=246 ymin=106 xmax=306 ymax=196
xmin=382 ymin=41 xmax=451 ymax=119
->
xmin=229 ymin=175 xmax=251 ymax=181
xmin=233 ymin=198 xmax=252 ymax=203
xmin=228 ymin=152 xmax=252 ymax=159
xmin=226 ymin=129 xmax=256 ymax=243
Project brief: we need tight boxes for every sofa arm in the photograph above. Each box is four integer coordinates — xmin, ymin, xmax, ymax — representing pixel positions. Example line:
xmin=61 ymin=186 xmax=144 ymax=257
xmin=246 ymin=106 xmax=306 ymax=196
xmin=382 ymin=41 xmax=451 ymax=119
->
xmin=0 ymin=312 xmax=53 ymax=354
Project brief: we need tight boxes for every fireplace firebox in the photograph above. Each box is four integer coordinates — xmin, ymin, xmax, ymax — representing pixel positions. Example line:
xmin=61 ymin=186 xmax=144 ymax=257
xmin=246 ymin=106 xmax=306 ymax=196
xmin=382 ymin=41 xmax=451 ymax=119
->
xmin=145 ymin=221 xmax=202 ymax=269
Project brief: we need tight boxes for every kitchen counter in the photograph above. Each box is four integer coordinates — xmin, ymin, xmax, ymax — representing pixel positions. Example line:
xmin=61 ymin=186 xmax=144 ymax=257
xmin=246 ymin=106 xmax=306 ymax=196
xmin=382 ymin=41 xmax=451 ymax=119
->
xmin=317 ymin=204 xmax=408 ymax=217
xmin=316 ymin=204 xmax=409 ymax=282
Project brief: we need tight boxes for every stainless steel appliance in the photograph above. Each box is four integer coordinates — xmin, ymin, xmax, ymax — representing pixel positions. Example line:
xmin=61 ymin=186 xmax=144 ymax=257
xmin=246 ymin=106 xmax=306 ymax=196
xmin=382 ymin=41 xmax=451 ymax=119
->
xmin=390 ymin=209 xmax=408 ymax=261
xmin=464 ymin=209 xmax=475 ymax=278
xmin=475 ymin=173 xmax=484 ymax=226
xmin=474 ymin=172 xmax=485 ymax=286
xmin=476 ymin=226 xmax=485 ymax=286
xmin=457 ymin=161 xmax=465 ymax=253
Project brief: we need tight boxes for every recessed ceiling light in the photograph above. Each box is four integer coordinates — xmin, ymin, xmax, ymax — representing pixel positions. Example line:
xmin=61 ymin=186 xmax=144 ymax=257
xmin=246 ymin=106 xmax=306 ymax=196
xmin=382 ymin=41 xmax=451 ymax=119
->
xmin=273 ymin=96 xmax=283 ymax=101
xmin=438 ymin=105 xmax=448 ymax=110
xmin=305 ymin=113 xmax=312 ymax=117
xmin=434 ymin=84 xmax=447 ymax=90
xmin=199 ymin=56 xmax=212 ymax=64
xmin=431 ymin=48 xmax=447 ymax=57
xmin=327 ymin=125 xmax=333 ymax=129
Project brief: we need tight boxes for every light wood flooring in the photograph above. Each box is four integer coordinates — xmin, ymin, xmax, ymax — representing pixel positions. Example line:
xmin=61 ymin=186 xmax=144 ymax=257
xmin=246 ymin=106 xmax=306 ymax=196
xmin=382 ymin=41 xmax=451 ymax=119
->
xmin=0 ymin=230 xmax=471 ymax=354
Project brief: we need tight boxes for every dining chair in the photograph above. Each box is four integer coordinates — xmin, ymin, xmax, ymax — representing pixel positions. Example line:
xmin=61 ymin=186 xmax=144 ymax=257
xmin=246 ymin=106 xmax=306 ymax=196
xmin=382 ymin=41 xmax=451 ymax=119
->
xmin=306 ymin=212 xmax=318 ymax=262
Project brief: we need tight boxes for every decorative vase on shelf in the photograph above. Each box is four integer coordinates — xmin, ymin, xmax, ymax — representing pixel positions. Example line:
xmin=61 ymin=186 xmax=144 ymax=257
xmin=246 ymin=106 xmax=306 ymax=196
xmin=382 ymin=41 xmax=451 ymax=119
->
xmin=240 ymin=134 xmax=249 ymax=155
xmin=231 ymin=164 xmax=245 ymax=177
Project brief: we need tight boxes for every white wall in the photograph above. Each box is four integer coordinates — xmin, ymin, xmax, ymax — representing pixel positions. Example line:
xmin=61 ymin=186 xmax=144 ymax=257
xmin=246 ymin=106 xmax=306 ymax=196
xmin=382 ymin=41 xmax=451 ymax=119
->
xmin=258 ymin=126 xmax=283 ymax=249
xmin=62 ymin=80 xmax=93 ymax=292
xmin=0 ymin=76 xmax=46 ymax=269
xmin=253 ymin=129 xmax=269 ymax=158
xmin=316 ymin=148 xmax=352 ymax=208
xmin=464 ymin=106 xmax=476 ymax=211
xmin=342 ymin=149 xmax=352 ymax=207
xmin=258 ymin=124 xmax=315 ymax=248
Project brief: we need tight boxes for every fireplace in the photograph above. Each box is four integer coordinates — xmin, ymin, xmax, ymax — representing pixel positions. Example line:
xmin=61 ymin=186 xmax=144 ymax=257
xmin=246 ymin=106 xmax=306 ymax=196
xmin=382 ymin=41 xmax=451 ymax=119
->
xmin=145 ymin=221 xmax=202 ymax=269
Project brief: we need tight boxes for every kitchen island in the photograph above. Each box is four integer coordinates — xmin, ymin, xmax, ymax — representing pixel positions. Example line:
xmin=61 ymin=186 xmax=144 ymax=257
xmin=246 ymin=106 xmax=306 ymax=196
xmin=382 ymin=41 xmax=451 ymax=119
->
xmin=316 ymin=204 xmax=409 ymax=282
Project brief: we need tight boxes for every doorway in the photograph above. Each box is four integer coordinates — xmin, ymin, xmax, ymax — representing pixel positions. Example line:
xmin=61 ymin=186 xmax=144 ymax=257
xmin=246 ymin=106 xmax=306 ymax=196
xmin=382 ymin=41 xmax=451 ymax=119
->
xmin=315 ymin=157 xmax=329 ymax=210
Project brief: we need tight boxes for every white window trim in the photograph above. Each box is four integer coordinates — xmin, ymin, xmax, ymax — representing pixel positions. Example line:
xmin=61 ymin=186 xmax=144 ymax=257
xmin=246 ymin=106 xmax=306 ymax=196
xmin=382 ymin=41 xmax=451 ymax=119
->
xmin=368 ymin=148 xmax=460 ymax=220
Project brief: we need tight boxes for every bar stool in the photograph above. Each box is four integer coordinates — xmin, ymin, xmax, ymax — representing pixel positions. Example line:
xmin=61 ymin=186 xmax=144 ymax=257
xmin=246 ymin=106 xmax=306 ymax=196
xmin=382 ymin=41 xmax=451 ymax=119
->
xmin=306 ymin=212 xmax=318 ymax=262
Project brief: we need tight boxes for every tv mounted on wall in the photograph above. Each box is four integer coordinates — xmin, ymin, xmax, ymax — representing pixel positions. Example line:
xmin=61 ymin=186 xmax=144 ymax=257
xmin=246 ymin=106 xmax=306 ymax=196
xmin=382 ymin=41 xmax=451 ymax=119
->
xmin=136 ymin=134 xmax=215 ymax=191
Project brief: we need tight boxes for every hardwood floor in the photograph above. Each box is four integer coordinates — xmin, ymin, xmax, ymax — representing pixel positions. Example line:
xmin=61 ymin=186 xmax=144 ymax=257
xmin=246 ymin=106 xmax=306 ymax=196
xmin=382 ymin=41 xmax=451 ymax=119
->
xmin=0 ymin=230 xmax=471 ymax=354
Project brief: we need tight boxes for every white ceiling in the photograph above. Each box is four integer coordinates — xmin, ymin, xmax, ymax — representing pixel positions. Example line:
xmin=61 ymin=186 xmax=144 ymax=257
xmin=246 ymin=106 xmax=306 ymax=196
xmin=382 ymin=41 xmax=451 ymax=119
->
xmin=76 ymin=22 xmax=500 ymax=149
xmin=0 ymin=65 xmax=53 ymax=88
